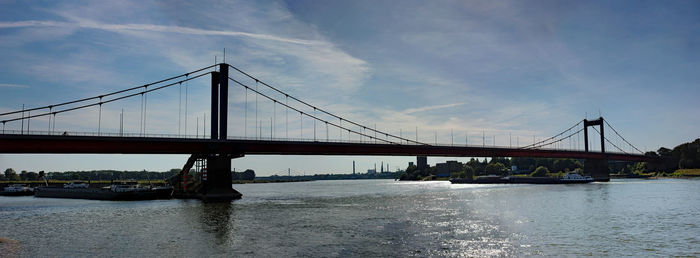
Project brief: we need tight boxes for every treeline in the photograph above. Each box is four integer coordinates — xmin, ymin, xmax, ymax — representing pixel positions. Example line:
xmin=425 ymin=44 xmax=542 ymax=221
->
xmin=0 ymin=169 xmax=181 ymax=181
xmin=643 ymin=138 xmax=700 ymax=173
xmin=258 ymin=172 xmax=398 ymax=181
xmin=399 ymin=138 xmax=700 ymax=180
xmin=399 ymin=157 xmax=584 ymax=181
xmin=610 ymin=138 xmax=700 ymax=176
xmin=231 ymin=169 xmax=256 ymax=181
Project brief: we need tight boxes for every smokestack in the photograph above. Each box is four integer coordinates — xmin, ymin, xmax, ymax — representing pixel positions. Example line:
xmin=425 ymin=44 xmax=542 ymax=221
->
xmin=353 ymin=161 xmax=355 ymax=175
xmin=381 ymin=162 xmax=384 ymax=173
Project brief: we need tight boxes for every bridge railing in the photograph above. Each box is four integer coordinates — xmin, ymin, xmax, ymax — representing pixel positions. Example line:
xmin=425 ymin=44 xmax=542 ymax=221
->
xmin=0 ymin=129 xmax=208 ymax=139
xmin=426 ymin=142 xmax=631 ymax=155
xmin=0 ymin=129 xmax=425 ymax=145
xmin=0 ymin=129 xmax=633 ymax=154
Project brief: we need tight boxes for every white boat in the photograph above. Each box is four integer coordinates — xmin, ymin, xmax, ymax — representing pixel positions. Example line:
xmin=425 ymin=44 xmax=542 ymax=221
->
xmin=560 ymin=172 xmax=594 ymax=183
xmin=1 ymin=184 xmax=34 ymax=196
xmin=110 ymin=184 xmax=151 ymax=192
xmin=63 ymin=181 xmax=89 ymax=189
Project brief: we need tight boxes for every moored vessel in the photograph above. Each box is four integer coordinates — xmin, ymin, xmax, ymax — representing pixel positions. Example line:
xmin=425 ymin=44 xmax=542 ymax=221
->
xmin=559 ymin=172 xmax=594 ymax=183
xmin=0 ymin=184 xmax=34 ymax=196
xmin=34 ymin=182 xmax=173 ymax=200
xmin=450 ymin=173 xmax=594 ymax=184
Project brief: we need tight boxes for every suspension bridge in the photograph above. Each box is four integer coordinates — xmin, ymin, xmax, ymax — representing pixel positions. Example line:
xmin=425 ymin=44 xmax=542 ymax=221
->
xmin=0 ymin=63 xmax=653 ymax=200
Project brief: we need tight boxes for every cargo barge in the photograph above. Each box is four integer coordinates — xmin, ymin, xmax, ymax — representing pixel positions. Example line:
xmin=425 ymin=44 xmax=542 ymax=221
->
xmin=450 ymin=172 xmax=594 ymax=184
xmin=34 ymin=182 xmax=173 ymax=201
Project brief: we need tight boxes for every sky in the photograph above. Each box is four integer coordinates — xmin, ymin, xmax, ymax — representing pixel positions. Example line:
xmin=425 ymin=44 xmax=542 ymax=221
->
xmin=0 ymin=0 xmax=698 ymax=175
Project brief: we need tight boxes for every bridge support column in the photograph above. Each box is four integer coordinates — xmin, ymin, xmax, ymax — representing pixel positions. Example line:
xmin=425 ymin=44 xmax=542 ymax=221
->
xmin=584 ymin=158 xmax=610 ymax=182
xmin=203 ymin=154 xmax=242 ymax=201
xmin=582 ymin=117 xmax=609 ymax=181
xmin=200 ymin=63 xmax=240 ymax=201
xmin=172 ymin=63 xmax=242 ymax=201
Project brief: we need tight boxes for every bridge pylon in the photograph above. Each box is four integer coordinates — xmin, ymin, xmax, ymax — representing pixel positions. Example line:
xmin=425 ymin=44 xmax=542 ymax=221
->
xmin=583 ymin=117 xmax=609 ymax=181
xmin=171 ymin=63 xmax=243 ymax=201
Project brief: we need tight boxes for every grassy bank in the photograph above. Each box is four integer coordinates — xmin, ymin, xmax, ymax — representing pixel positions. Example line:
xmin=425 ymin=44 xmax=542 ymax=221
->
xmin=672 ymin=169 xmax=700 ymax=177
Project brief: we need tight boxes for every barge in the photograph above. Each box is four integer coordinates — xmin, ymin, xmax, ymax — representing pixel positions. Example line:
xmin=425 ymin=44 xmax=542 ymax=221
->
xmin=450 ymin=172 xmax=594 ymax=184
xmin=35 ymin=182 xmax=173 ymax=200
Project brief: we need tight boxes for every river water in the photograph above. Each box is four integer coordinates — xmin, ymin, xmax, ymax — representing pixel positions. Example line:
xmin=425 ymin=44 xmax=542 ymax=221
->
xmin=1 ymin=179 xmax=698 ymax=257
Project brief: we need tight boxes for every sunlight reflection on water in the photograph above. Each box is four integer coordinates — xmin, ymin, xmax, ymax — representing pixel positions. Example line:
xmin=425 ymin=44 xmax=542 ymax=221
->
xmin=0 ymin=179 xmax=698 ymax=256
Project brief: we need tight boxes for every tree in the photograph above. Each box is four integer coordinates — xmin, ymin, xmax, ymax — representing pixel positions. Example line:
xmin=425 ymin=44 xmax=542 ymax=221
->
xmin=512 ymin=157 xmax=534 ymax=172
xmin=553 ymin=159 xmax=582 ymax=173
xmin=530 ymin=166 xmax=549 ymax=177
xmin=4 ymin=168 xmax=20 ymax=181
xmin=241 ymin=169 xmax=256 ymax=180
xmin=24 ymin=172 xmax=39 ymax=181
xmin=467 ymin=158 xmax=487 ymax=176
xmin=463 ymin=165 xmax=475 ymax=179
xmin=632 ymin=162 xmax=646 ymax=174
xmin=485 ymin=162 xmax=508 ymax=176
xmin=489 ymin=157 xmax=511 ymax=167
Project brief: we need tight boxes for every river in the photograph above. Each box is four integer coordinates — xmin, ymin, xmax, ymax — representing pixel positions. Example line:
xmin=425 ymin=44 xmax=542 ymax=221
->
xmin=1 ymin=178 xmax=699 ymax=257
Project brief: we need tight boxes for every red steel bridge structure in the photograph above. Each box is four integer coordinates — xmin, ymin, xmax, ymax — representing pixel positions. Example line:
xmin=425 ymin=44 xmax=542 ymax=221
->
xmin=0 ymin=63 xmax=652 ymax=200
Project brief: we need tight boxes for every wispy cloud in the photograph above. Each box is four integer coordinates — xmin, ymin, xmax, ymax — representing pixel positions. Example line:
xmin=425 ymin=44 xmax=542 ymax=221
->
xmin=403 ymin=103 xmax=466 ymax=114
xmin=0 ymin=20 xmax=323 ymax=45
xmin=0 ymin=83 xmax=29 ymax=88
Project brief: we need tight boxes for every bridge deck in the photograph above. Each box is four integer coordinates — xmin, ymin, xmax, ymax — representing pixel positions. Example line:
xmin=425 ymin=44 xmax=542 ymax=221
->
xmin=0 ymin=134 xmax=652 ymax=161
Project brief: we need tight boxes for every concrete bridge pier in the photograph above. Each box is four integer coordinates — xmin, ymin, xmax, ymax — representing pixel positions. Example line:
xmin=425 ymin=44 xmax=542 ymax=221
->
xmin=584 ymin=158 xmax=610 ymax=182
xmin=169 ymin=154 xmax=243 ymax=201
xmin=201 ymin=154 xmax=243 ymax=201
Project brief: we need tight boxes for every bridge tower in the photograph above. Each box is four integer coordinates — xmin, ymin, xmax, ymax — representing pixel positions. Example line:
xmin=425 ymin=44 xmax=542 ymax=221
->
xmin=203 ymin=63 xmax=243 ymax=201
xmin=583 ymin=117 xmax=609 ymax=181
xmin=172 ymin=63 xmax=242 ymax=201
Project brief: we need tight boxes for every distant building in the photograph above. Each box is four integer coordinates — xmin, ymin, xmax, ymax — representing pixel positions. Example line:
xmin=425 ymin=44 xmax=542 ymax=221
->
xmin=436 ymin=160 xmax=463 ymax=177
xmin=409 ymin=162 xmax=415 ymax=167
xmin=417 ymin=156 xmax=428 ymax=170
xmin=367 ymin=169 xmax=377 ymax=174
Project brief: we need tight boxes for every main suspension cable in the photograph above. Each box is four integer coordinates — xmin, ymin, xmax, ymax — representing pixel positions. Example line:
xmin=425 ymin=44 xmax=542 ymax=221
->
xmin=228 ymin=77 xmax=399 ymax=145
xmin=0 ymin=64 xmax=217 ymax=117
xmin=604 ymin=120 xmax=643 ymax=154
xmin=527 ymin=128 xmax=585 ymax=149
xmin=228 ymin=64 xmax=426 ymax=145
xmin=521 ymin=120 xmax=583 ymax=149
xmin=591 ymin=125 xmax=628 ymax=154
xmin=1 ymin=72 xmax=210 ymax=124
